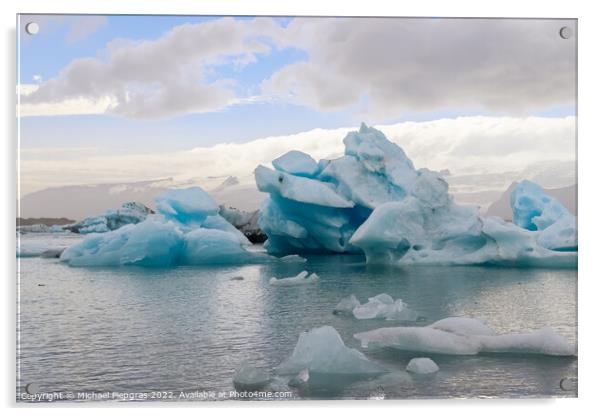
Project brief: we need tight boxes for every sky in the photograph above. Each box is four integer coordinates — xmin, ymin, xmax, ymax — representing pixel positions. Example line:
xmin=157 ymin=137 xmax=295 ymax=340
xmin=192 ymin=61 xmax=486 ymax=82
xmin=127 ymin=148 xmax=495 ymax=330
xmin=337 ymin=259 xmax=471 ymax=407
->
xmin=17 ymin=15 xmax=577 ymax=197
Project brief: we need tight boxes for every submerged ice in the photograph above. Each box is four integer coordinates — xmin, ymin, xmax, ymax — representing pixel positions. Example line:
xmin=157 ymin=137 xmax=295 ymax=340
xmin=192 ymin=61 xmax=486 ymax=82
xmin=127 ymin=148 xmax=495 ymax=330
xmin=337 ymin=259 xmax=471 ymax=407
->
xmin=354 ymin=317 xmax=575 ymax=356
xmin=256 ymin=124 xmax=577 ymax=267
xmin=60 ymin=187 xmax=275 ymax=267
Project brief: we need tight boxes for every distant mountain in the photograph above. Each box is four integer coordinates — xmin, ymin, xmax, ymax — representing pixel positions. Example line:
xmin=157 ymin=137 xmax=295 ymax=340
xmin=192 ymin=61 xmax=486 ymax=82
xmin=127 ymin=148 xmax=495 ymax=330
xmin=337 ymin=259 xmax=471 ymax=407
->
xmin=17 ymin=217 xmax=75 ymax=226
xmin=486 ymin=182 xmax=577 ymax=221
xmin=19 ymin=178 xmax=173 ymax=220
xmin=19 ymin=176 xmax=266 ymax=220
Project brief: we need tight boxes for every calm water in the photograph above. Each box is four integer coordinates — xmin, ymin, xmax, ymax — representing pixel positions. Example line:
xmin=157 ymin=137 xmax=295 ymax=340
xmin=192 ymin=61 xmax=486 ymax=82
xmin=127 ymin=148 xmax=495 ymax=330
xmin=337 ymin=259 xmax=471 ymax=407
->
xmin=17 ymin=234 xmax=577 ymax=401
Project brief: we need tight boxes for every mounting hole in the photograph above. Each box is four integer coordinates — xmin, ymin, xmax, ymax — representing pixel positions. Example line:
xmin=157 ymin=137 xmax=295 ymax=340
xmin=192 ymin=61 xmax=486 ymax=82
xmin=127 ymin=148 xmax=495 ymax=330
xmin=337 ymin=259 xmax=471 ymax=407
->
xmin=25 ymin=22 xmax=39 ymax=35
xmin=559 ymin=26 xmax=573 ymax=40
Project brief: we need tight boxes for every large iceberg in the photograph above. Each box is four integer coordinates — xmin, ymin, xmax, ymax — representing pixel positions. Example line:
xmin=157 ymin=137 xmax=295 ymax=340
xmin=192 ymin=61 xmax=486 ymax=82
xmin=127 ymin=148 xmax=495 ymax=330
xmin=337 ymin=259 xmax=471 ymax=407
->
xmin=60 ymin=187 xmax=276 ymax=267
xmin=256 ymin=124 xmax=577 ymax=267
xmin=354 ymin=317 xmax=575 ymax=356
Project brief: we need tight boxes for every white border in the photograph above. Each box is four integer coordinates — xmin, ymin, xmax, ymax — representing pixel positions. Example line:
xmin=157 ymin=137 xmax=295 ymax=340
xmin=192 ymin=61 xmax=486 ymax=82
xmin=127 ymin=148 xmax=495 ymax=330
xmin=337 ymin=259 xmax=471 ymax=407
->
xmin=3 ymin=0 xmax=601 ymax=414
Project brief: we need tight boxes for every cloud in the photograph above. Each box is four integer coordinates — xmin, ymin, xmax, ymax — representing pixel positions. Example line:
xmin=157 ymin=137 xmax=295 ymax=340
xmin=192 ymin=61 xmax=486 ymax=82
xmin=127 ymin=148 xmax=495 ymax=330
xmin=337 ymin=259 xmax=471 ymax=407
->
xmin=263 ymin=18 xmax=577 ymax=119
xmin=20 ymin=17 xmax=577 ymax=120
xmin=19 ymin=116 xmax=575 ymax=196
xmin=20 ymin=17 xmax=282 ymax=118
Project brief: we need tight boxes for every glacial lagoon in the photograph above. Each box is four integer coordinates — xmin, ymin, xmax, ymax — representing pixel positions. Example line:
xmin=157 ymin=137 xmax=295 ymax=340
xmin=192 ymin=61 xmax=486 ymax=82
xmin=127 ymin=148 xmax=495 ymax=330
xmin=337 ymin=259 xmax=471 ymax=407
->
xmin=17 ymin=234 xmax=577 ymax=401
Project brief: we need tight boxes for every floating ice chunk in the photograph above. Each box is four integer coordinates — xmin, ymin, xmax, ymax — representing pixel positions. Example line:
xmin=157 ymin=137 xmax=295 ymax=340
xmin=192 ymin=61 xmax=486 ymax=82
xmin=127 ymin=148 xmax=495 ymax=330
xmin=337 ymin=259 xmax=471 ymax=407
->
xmin=334 ymin=294 xmax=361 ymax=315
xmin=355 ymin=326 xmax=482 ymax=355
xmin=269 ymin=271 xmax=319 ymax=286
xmin=352 ymin=293 xmax=418 ymax=321
xmin=272 ymin=150 xmax=319 ymax=177
xmin=155 ymin=187 xmax=218 ymax=226
xmin=354 ymin=317 xmax=575 ymax=356
xmin=255 ymin=165 xmax=354 ymax=208
xmin=60 ymin=187 xmax=277 ymax=267
xmin=429 ymin=317 xmax=497 ymax=336
xmin=232 ymin=363 xmax=271 ymax=390
xmin=511 ymin=180 xmax=571 ymax=231
xmin=406 ymin=358 xmax=439 ymax=374
xmin=276 ymin=326 xmax=385 ymax=375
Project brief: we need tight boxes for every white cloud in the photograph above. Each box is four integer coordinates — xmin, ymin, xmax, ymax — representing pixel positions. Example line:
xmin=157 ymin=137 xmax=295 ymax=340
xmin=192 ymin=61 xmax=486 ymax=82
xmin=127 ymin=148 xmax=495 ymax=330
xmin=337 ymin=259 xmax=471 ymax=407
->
xmin=19 ymin=116 xmax=576 ymax=196
xmin=18 ymin=84 xmax=116 ymax=117
xmin=19 ymin=17 xmax=577 ymax=120
xmin=264 ymin=18 xmax=577 ymax=119
xmin=19 ymin=17 xmax=283 ymax=118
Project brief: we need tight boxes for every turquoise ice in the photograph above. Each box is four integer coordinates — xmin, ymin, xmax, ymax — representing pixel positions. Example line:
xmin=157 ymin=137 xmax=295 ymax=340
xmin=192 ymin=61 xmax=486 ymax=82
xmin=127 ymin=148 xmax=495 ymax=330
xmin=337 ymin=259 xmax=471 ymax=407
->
xmin=256 ymin=124 xmax=577 ymax=267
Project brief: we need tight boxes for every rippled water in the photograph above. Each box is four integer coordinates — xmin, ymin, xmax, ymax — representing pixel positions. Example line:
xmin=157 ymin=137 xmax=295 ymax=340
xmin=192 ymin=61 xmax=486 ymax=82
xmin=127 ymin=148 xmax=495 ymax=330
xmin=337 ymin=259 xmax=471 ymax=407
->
xmin=17 ymin=234 xmax=577 ymax=401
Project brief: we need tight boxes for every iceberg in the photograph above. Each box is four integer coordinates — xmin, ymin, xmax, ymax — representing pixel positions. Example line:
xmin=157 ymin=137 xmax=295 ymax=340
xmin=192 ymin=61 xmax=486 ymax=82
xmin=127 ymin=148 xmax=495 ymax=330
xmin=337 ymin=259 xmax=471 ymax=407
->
xmin=276 ymin=326 xmax=385 ymax=375
xmin=65 ymin=202 xmax=153 ymax=234
xmin=406 ymin=358 xmax=439 ymax=374
xmin=232 ymin=363 xmax=271 ymax=390
xmin=352 ymin=293 xmax=418 ymax=321
xmin=255 ymin=123 xmax=414 ymax=254
xmin=511 ymin=180 xmax=572 ymax=231
xmin=511 ymin=180 xmax=577 ymax=251
xmin=354 ymin=317 xmax=575 ymax=356
xmin=333 ymin=294 xmax=361 ymax=315
xmin=256 ymin=124 xmax=576 ymax=267
xmin=60 ymin=187 xmax=276 ymax=267
xmin=269 ymin=271 xmax=319 ymax=286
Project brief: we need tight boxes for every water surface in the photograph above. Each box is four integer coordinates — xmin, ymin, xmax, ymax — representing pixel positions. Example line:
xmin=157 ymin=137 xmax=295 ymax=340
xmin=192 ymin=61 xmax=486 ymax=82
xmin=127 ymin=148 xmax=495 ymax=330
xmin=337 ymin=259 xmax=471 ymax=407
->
xmin=17 ymin=234 xmax=577 ymax=401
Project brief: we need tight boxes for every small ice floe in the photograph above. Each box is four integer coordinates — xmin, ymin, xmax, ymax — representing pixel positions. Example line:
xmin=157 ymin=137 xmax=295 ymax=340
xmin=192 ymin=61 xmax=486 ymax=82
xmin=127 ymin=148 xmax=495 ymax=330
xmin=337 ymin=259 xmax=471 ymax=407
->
xmin=17 ymin=242 xmax=69 ymax=258
xmin=232 ymin=362 xmax=271 ymax=390
xmin=278 ymin=254 xmax=307 ymax=263
xmin=406 ymin=358 xmax=439 ymax=374
xmin=354 ymin=317 xmax=575 ymax=356
xmin=269 ymin=271 xmax=319 ymax=286
xmin=276 ymin=326 xmax=385 ymax=376
xmin=352 ymin=293 xmax=418 ymax=321
xmin=288 ymin=368 xmax=310 ymax=387
xmin=333 ymin=294 xmax=361 ymax=315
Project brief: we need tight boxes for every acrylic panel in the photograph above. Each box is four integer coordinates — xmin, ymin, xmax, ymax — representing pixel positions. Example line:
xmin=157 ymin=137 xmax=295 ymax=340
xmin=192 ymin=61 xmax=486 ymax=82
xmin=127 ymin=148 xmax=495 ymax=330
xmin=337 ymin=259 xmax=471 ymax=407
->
xmin=16 ymin=14 xmax=577 ymax=402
